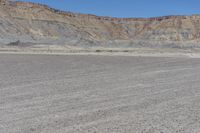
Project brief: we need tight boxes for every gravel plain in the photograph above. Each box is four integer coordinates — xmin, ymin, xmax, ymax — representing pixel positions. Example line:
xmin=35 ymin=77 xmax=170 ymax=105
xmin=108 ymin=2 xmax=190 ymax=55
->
xmin=1 ymin=54 xmax=200 ymax=133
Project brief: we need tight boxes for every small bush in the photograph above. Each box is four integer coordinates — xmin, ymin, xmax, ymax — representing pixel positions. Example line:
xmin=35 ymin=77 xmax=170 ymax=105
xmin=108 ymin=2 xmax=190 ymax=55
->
xmin=7 ymin=40 xmax=21 ymax=46
xmin=96 ymin=50 xmax=101 ymax=52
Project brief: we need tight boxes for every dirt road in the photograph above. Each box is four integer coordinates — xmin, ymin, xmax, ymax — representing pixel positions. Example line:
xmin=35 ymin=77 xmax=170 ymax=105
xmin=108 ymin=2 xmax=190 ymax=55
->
xmin=1 ymin=54 xmax=200 ymax=133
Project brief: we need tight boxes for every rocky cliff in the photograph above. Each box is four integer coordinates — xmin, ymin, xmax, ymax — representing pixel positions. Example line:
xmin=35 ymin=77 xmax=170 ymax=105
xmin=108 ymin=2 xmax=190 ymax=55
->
xmin=1 ymin=1 xmax=200 ymax=49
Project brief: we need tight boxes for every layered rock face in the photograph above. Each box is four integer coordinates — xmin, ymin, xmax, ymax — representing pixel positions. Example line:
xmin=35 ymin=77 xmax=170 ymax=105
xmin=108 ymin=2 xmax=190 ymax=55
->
xmin=0 ymin=1 xmax=200 ymax=48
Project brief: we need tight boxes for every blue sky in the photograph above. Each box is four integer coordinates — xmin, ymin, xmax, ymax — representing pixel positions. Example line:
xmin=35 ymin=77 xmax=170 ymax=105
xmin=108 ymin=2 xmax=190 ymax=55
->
xmin=19 ymin=0 xmax=200 ymax=18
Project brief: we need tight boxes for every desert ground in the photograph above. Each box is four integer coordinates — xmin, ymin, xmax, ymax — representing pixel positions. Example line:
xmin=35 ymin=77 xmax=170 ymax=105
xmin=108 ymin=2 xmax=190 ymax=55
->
xmin=1 ymin=54 xmax=200 ymax=133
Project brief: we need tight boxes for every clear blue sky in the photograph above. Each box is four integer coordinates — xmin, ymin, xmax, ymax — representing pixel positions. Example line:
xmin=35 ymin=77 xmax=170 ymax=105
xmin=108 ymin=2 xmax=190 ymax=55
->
xmin=19 ymin=0 xmax=200 ymax=18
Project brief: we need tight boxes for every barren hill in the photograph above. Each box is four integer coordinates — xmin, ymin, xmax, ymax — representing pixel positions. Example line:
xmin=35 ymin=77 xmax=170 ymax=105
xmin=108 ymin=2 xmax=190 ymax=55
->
xmin=1 ymin=1 xmax=200 ymax=49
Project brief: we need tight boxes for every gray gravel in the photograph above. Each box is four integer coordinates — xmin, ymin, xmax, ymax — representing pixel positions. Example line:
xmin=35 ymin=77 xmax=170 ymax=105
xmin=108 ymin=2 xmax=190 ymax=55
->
xmin=1 ymin=54 xmax=200 ymax=133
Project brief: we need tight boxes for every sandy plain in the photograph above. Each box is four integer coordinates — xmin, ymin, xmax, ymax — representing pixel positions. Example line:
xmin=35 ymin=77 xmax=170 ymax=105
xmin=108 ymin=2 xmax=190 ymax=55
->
xmin=1 ymin=54 xmax=200 ymax=133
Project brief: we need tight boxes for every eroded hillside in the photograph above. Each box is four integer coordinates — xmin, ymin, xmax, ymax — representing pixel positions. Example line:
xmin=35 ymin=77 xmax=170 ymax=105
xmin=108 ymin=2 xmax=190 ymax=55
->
xmin=0 ymin=0 xmax=200 ymax=48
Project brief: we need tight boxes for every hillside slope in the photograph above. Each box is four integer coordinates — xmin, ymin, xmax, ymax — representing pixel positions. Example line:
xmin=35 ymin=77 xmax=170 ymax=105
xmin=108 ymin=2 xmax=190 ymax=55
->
xmin=0 ymin=1 xmax=200 ymax=49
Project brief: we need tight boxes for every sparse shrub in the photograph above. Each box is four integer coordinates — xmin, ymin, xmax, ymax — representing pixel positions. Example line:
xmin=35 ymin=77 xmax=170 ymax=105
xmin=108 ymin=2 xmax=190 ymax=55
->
xmin=7 ymin=40 xmax=21 ymax=46
xmin=96 ymin=50 xmax=101 ymax=52
xmin=123 ymin=50 xmax=129 ymax=52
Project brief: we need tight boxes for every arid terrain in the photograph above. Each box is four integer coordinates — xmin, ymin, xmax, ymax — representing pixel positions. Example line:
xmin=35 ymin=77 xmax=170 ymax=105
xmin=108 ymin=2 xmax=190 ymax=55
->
xmin=1 ymin=0 xmax=200 ymax=51
xmin=1 ymin=54 xmax=200 ymax=133
xmin=1 ymin=0 xmax=200 ymax=133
